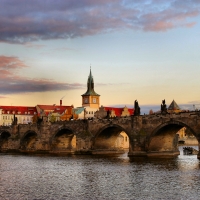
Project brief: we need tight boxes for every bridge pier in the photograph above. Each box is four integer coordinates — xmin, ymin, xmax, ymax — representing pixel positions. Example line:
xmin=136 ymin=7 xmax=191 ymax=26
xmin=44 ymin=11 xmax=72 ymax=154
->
xmin=147 ymin=151 xmax=180 ymax=158
xmin=91 ymin=149 xmax=125 ymax=155
xmin=128 ymin=151 xmax=147 ymax=157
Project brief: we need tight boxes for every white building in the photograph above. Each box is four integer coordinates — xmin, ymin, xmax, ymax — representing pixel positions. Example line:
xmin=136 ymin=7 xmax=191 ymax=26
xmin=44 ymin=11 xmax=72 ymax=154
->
xmin=0 ymin=106 xmax=37 ymax=126
xmin=73 ymin=106 xmax=98 ymax=119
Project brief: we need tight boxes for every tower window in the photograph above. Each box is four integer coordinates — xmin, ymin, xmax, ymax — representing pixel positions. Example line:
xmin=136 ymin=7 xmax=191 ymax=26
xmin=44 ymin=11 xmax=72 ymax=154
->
xmin=93 ymin=98 xmax=96 ymax=103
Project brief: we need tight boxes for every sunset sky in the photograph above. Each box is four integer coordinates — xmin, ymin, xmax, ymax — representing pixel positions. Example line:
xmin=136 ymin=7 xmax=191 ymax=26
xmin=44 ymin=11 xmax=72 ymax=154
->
xmin=1 ymin=0 xmax=200 ymax=113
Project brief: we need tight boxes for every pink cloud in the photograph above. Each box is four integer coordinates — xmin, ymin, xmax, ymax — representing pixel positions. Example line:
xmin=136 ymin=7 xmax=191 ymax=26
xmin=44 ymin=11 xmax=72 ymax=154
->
xmin=144 ymin=21 xmax=174 ymax=32
xmin=185 ymin=22 xmax=196 ymax=28
xmin=0 ymin=56 xmax=27 ymax=69
xmin=0 ymin=56 xmax=85 ymax=94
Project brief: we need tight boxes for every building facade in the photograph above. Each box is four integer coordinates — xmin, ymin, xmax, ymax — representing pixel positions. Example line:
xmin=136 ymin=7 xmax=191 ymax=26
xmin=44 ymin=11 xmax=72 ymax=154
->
xmin=0 ymin=106 xmax=37 ymax=126
xmin=36 ymin=102 xmax=74 ymax=122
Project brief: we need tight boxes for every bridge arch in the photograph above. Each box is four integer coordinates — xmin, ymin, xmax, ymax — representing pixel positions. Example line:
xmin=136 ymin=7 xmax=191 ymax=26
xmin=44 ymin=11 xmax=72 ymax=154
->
xmin=50 ymin=127 xmax=76 ymax=152
xmin=147 ymin=120 xmax=198 ymax=153
xmin=20 ymin=130 xmax=38 ymax=151
xmin=0 ymin=130 xmax=11 ymax=151
xmin=93 ymin=124 xmax=131 ymax=152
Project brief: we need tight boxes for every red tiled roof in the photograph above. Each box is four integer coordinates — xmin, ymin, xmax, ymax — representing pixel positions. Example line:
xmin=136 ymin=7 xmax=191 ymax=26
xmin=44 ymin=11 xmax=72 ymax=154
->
xmin=52 ymin=108 xmax=66 ymax=114
xmin=0 ymin=106 xmax=37 ymax=115
xmin=37 ymin=105 xmax=72 ymax=111
xmin=104 ymin=107 xmax=134 ymax=117
xmin=37 ymin=105 xmax=72 ymax=116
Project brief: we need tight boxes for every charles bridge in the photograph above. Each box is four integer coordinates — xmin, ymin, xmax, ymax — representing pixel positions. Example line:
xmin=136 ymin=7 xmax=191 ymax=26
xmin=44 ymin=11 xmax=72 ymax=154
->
xmin=0 ymin=111 xmax=200 ymax=158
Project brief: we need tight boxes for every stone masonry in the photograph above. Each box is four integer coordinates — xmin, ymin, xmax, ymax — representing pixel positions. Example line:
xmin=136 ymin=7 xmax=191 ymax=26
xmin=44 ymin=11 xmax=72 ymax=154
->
xmin=0 ymin=111 xmax=200 ymax=158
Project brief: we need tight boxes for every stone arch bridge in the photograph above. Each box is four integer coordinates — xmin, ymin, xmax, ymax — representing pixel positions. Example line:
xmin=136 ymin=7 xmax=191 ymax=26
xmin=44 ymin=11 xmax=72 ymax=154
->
xmin=0 ymin=112 xmax=200 ymax=158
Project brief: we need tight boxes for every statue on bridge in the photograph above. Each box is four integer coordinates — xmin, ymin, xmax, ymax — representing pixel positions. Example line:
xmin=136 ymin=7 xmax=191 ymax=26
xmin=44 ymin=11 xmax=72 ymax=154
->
xmin=161 ymin=99 xmax=167 ymax=114
xmin=134 ymin=100 xmax=140 ymax=116
xmin=106 ymin=109 xmax=111 ymax=118
xmin=12 ymin=114 xmax=18 ymax=125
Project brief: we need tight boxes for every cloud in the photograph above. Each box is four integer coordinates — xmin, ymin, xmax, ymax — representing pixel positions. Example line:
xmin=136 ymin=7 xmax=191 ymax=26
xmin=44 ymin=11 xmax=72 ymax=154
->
xmin=0 ymin=56 xmax=27 ymax=70
xmin=53 ymin=47 xmax=77 ymax=51
xmin=25 ymin=43 xmax=46 ymax=49
xmin=0 ymin=0 xmax=199 ymax=43
xmin=0 ymin=56 xmax=84 ymax=94
xmin=187 ymin=100 xmax=200 ymax=104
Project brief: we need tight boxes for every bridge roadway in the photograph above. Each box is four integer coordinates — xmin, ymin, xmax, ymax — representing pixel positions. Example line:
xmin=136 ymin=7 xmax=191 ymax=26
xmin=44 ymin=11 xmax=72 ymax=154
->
xmin=0 ymin=111 xmax=200 ymax=158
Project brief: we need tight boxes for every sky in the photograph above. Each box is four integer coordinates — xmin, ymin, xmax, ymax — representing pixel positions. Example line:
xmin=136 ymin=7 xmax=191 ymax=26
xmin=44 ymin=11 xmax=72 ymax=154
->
xmin=0 ymin=0 xmax=200 ymax=113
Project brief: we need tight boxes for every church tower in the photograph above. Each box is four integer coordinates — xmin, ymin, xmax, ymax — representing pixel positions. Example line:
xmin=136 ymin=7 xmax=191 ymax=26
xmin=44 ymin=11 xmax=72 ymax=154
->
xmin=82 ymin=68 xmax=100 ymax=108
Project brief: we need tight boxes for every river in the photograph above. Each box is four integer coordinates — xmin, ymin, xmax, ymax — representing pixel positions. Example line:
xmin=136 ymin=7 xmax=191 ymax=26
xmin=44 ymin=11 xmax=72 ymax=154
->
xmin=0 ymin=147 xmax=200 ymax=200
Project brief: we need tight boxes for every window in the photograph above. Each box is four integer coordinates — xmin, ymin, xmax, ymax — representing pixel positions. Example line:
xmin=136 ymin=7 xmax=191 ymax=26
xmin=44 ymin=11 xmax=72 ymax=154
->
xmin=93 ymin=98 xmax=96 ymax=103
xmin=84 ymin=98 xmax=88 ymax=103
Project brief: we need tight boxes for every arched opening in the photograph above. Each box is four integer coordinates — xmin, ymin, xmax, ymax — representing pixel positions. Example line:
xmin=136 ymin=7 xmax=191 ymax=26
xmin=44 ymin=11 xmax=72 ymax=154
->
xmin=0 ymin=131 xmax=11 ymax=152
xmin=21 ymin=131 xmax=37 ymax=151
xmin=51 ymin=129 xmax=76 ymax=152
xmin=147 ymin=122 xmax=198 ymax=157
xmin=93 ymin=125 xmax=130 ymax=155
xmin=177 ymin=127 xmax=198 ymax=146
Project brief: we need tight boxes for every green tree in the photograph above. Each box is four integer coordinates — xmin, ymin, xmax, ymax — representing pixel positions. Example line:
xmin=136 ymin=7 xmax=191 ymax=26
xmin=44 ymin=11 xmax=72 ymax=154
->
xmin=49 ymin=115 xmax=56 ymax=123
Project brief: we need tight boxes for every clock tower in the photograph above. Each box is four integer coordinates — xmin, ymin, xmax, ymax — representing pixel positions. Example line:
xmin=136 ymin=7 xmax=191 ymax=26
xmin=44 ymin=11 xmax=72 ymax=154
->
xmin=82 ymin=68 xmax=100 ymax=108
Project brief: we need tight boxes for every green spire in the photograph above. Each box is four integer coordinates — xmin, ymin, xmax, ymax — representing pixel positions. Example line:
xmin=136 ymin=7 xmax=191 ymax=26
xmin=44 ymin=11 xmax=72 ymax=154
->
xmin=87 ymin=67 xmax=94 ymax=89
xmin=82 ymin=68 xmax=100 ymax=96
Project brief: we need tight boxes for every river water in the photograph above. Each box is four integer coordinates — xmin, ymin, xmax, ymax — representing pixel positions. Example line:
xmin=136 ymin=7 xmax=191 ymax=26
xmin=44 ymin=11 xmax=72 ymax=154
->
xmin=0 ymin=147 xmax=200 ymax=200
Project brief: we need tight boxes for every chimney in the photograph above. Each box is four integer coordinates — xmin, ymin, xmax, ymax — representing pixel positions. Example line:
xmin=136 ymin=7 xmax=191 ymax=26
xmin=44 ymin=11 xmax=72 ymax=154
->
xmin=60 ymin=100 xmax=62 ymax=106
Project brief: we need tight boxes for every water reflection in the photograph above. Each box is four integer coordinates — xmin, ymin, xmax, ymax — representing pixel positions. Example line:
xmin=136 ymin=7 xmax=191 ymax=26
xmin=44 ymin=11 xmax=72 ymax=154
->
xmin=0 ymin=150 xmax=200 ymax=199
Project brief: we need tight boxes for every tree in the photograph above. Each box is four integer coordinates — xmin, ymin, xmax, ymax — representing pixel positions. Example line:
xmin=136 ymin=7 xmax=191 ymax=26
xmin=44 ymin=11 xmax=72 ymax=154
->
xmin=49 ymin=115 xmax=56 ymax=123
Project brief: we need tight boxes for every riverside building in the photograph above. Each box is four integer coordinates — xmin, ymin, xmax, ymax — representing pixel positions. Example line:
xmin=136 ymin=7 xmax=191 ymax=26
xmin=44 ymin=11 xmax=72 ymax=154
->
xmin=0 ymin=106 xmax=37 ymax=126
